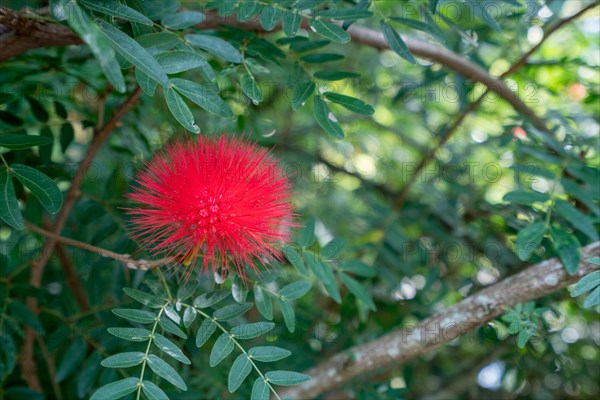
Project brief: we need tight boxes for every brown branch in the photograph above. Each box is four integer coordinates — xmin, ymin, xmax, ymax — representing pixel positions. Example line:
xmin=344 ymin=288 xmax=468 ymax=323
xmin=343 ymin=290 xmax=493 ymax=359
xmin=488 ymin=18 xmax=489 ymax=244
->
xmin=25 ymin=221 xmax=172 ymax=270
xmin=55 ymin=243 xmax=91 ymax=310
xmin=20 ymin=87 xmax=142 ymax=389
xmin=1 ymin=5 xmax=550 ymax=131
xmin=280 ymin=241 xmax=600 ymax=399
xmin=0 ymin=7 xmax=82 ymax=62
xmin=391 ymin=2 xmax=596 ymax=211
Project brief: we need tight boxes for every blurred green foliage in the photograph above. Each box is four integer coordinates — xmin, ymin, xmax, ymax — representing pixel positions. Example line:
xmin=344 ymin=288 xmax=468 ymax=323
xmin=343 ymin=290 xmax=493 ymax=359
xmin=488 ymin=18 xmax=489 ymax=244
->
xmin=0 ymin=0 xmax=598 ymax=399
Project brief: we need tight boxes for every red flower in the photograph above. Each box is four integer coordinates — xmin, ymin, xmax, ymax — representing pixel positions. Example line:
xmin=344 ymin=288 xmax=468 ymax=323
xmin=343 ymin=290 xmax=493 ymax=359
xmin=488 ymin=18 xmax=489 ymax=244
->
xmin=126 ymin=135 xmax=294 ymax=280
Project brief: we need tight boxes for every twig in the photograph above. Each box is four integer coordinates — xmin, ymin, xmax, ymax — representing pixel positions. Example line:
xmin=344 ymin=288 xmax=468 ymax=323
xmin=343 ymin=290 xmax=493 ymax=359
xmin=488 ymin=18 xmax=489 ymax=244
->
xmin=280 ymin=242 xmax=600 ymax=399
xmin=391 ymin=2 xmax=596 ymax=212
xmin=25 ymin=222 xmax=172 ymax=270
xmin=20 ymin=87 xmax=142 ymax=390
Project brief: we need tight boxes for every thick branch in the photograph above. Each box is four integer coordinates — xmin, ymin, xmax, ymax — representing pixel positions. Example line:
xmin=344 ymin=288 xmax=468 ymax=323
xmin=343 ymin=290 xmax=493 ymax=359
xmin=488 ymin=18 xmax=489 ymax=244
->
xmin=1 ymin=6 xmax=548 ymax=130
xmin=280 ymin=241 xmax=600 ymax=399
xmin=0 ymin=7 xmax=82 ymax=62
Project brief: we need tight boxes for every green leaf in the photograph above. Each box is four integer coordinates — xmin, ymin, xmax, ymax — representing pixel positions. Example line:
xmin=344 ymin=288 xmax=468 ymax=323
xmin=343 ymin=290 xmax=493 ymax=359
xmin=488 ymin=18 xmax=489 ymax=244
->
xmin=380 ymin=20 xmax=416 ymax=64
xmin=101 ymin=352 xmax=145 ymax=368
xmin=122 ymin=288 xmax=164 ymax=308
xmin=164 ymin=86 xmax=200 ymax=133
xmin=251 ymin=377 xmax=270 ymax=400
xmin=283 ymin=245 xmax=308 ymax=275
xmin=572 ymin=271 xmax=600 ymax=297
xmin=550 ymin=227 xmax=581 ymax=275
xmin=282 ymin=10 xmax=301 ymax=37
xmin=60 ymin=124 xmax=74 ymax=152
xmin=299 ymin=217 xmax=315 ymax=248
xmin=79 ymin=0 xmax=152 ymax=26
xmin=159 ymin=316 xmax=188 ymax=339
xmin=193 ymin=290 xmax=230 ymax=308
xmin=77 ymin=352 xmax=102 ymax=398
xmin=231 ymin=322 xmax=275 ymax=339
xmin=135 ymin=69 xmax=157 ymax=96
xmin=517 ymin=327 xmax=535 ymax=348
xmin=10 ymin=164 xmax=63 ymax=214
xmin=309 ymin=19 xmax=350 ymax=43
xmin=279 ymin=299 xmax=295 ymax=333
xmin=55 ymin=337 xmax=87 ymax=382
xmin=320 ymin=8 xmax=374 ymax=21
xmin=305 ymin=255 xmax=341 ymax=303
xmin=300 ymin=53 xmax=345 ymax=63
xmin=554 ymin=200 xmax=599 ymax=241
xmin=112 ymin=308 xmax=157 ymax=324
xmin=54 ymin=101 xmax=67 ymax=119
xmin=0 ymin=110 xmax=22 ymax=125
xmin=265 ymin=370 xmax=311 ymax=386
xmin=0 ymin=168 xmax=24 ymax=230
xmin=196 ymin=318 xmax=217 ymax=347
xmin=339 ymin=272 xmax=376 ymax=310
xmin=260 ymin=6 xmax=282 ymax=31
xmin=503 ymin=191 xmax=550 ymax=204
xmin=248 ymin=346 xmax=291 ymax=362
xmin=241 ymin=73 xmax=263 ymax=104
xmin=90 ymin=378 xmax=139 ymax=400
xmin=339 ymin=260 xmax=376 ymax=277
xmin=107 ymin=327 xmax=152 ymax=342
xmin=135 ymin=32 xmax=180 ymax=55
xmin=147 ymin=354 xmax=187 ymax=390
xmin=98 ymin=21 xmax=169 ymax=87
xmin=290 ymin=40 xmax=330 ymax=53
xmin=153 ymin=333 xmax=191 ymax=364
xmin=254 ymin=285 xmax=273 ymax=320
xmin=141 ymin=380 xmax=169 ymax=400
xmin=238 ymin=2 xmax=261 ymax=21
xmin=171 ymin=78 xmax=234 ymax=119
xmin=185 ymin=34 xmax=242 ymax=63
xmin=162 ymin=11 xmax=206 ymax=29
xmin=156 ymin=51 xmax=209 ymax=74
xmin=583 ymin=286 xmax=600 ymax=308
xmin=66 ymin=4 xmax=125 ymax=93
xmin=228 ymin=354 xmax=252 ymax=393
xmin=210 ymin=333 xmax=235 ymax=367
xmin=279 ymin=282 xmax=312 ymax=300
xmin=26 ymin=97 xmax=49 ymax=122
xmin=588 ymin=257 xmax=600 ymax=266
xmin=516 ymin=222 xmax=546 ymax=261
xmin=314 ymin=96 xmax=344 ymax=139
xmin=291 ymin=80 xmax=315 ymax=111
xmin=324 ymin=236 xmax=347 ymax=258
xmin=389 ymin=17 xmax=447 ymax=44
xmin=322 ymin=92 xmax=374 ymax=115
xmin=313 ymin=70 xmax=361 ymax=81
xmin=183 ymin=306 xmax=197 ymax=328
xmin=0 ymin=134 xmax=53 ymax=150
xmin=164 ymin=305 xmax=181 ymax=325
xmin=213 ymin=303 xmax=253 ymax=321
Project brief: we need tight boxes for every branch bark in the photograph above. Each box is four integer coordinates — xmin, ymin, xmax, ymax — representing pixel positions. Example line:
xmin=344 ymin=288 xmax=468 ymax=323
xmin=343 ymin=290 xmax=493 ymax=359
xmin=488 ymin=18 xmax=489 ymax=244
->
xmin=1 ymin=5 xmax=551 ymax=131
xmin=25 ymin=222 xmax=171 ymax=270
xmin=280 ymin=241 xmax=600 ymax=399
xmin=20 ymin=87 xmax=142 ymax=390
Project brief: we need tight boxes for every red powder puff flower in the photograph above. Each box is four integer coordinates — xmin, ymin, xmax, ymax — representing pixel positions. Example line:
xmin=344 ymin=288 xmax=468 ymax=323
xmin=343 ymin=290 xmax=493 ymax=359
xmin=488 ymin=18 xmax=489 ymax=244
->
xmin=126 ymin=135 xmax=294 ymax=281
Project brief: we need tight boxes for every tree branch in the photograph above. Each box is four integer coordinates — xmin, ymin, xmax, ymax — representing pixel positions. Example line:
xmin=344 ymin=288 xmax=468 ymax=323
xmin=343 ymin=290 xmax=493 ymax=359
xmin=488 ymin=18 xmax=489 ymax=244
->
xmin=1 ymin=5 xmax=552 ymax=131
xmin=25 ymin=221 xmax=171 ymax=270
xmin=20 ymin=87 xmax=142 ymax=390
xmin=280 ymin=241 xmax=600 ymax=399
xmin=391 ymin=2 xmax=596 ymax=211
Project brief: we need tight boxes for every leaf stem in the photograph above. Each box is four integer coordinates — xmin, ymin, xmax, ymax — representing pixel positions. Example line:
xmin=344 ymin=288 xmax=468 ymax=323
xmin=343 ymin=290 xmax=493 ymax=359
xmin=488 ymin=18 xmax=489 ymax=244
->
xmin=135 ymin=305 xmax=167 ymax=400
xmin=184 ymin=303 xmax=282 ymax=400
